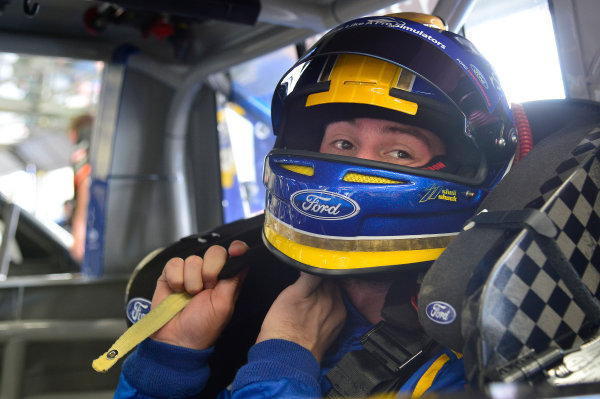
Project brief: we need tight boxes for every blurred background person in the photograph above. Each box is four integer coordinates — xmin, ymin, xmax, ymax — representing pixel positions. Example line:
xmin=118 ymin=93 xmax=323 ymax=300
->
xmin=66 ymin=113 xmax=93 ymax=263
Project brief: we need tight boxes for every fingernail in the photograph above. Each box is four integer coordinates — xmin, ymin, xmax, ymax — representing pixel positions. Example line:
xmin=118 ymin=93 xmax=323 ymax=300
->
xmin=231 ymin=240 xmax=249 ymax=251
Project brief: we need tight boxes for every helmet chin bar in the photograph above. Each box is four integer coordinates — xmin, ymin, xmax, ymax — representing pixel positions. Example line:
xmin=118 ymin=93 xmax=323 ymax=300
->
xmin=261 ymin=150 xmax=485 ymax=276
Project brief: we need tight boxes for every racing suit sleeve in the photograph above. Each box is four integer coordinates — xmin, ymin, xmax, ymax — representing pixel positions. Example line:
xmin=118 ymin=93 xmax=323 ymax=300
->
xmin=114 ymin=338 xmax=322 ymax=399
xmin=113 ymin=338 xmax=214 ymax=399
xmin=229 ymin=339 xmax=322 ymax=397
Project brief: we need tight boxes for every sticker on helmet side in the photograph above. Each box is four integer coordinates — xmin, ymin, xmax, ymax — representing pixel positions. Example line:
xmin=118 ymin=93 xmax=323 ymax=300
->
xmin=470 ymin=64 xmax=489 ymax=89
xmin=126 ymin=297 xmax=152 ymax=324
xmin=335 ymin=17 xmax=448 ymax=50
xmin=426 ymin=301 xmax=456 ymax=325
xmin=291 ymin=189 xmax=360 ymax=220
xmin=420 ymin=186 xmax=458 ymax=202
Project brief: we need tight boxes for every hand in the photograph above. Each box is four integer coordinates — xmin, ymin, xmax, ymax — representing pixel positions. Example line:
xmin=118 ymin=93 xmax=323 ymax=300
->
xmin=256 ymin=272 xmax=347 ymax=362
xmin=150 ymin=240 xmax=249 ymax=350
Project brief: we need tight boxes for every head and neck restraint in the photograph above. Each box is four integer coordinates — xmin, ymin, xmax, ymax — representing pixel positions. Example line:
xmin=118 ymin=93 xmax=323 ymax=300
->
xmin=418 ymin=99 xmax=600 ymax=389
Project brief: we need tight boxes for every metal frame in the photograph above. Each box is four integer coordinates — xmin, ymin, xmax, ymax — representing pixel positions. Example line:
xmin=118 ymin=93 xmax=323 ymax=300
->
xmin=0 ymin=319 xmax=126 ymax=399
xmin=0 ymin=203 xmax=20 ymax=280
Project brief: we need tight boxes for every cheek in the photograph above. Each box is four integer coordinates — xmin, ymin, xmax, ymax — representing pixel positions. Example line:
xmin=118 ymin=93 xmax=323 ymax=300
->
xmin=414 ymin=142 xmax=436 ymax=159
xmin=424 ymin=131 xmax=446 ymax=158
xmin=430 ymin=139 xmax=446 ymax=158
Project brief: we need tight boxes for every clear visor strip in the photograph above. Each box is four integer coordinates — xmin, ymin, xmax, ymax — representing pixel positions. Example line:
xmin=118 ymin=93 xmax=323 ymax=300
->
xmin=266 ymin=210 xmax=456 ymax=249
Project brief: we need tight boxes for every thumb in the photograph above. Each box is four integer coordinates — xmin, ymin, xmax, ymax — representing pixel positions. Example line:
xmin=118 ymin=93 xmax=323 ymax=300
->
xmin=292 ymin=272 xmax=323 ymax=295
xmin=212 ymin=268 xmax=248 ymax=308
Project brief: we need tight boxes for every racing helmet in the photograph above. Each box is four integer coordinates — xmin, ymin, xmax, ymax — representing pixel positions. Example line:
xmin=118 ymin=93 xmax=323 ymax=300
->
xmin=262 ymin=13 xmax=517 ymax=276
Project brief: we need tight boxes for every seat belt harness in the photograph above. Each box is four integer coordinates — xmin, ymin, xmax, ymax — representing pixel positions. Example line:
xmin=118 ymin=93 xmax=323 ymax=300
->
xmin=326 ymin=321 xmax=436 ymax=397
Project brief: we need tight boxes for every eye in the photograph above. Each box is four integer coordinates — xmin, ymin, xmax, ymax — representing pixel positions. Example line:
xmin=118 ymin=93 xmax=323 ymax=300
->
xmin=333 ymin=139 xmax=355 ymax=151
xmin=388 ymin=149 xmax=412 ymax=160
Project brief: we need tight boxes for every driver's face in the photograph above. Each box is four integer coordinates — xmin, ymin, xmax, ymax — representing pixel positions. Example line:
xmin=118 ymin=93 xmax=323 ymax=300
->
xmin=320 ymin=118 xmax=445 ymax=167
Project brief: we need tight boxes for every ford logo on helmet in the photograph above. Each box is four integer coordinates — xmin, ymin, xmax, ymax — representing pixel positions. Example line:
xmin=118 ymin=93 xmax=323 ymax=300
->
xmin=291 ymin=189 xmax=360 ymax=220
xmin=426 ymin=301 xmax=456 ymax=325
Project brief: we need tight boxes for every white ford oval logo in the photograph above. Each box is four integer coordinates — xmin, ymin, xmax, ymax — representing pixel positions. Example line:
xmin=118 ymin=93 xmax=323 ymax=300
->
xmin=290 ymin=190 xmax=360 ymax=220
xmin=426 ymin=301 xmax=456 ymax=325
xmin=126 ymin=297 xmax=152 ymax=324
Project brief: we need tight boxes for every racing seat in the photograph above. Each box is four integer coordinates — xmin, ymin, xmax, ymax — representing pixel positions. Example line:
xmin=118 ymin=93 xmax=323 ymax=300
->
xmin=124 ymin=98 xmax=600 ymax=396
xmin=418 ymin=98 xmax=600 ymax=388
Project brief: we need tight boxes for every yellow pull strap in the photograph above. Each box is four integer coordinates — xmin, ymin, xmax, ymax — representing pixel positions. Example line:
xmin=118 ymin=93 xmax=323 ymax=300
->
xmin=92 ymin=292 xmax=192 ymax=373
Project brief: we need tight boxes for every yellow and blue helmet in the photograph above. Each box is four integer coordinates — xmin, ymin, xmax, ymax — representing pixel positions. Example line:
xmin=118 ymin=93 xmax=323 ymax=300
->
xmin=262 ymin=13 xmax=516 ymax=276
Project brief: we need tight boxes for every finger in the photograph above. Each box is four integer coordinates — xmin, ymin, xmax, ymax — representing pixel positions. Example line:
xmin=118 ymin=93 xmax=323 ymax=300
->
xmin=153 ymin=257 xmax=184 ymax=307
xmin=183 ymin=255 xmax=204 ymax=295
xmin=228 ymin=240 xmax=249 ymax=257
xmin=163 ymin=257 xmax=185 ymax=292
xmin=202 ymin=245 xmax=228 ymax=289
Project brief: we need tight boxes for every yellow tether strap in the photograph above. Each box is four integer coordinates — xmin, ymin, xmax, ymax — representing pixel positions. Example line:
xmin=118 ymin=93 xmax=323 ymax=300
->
xmin=92 ymin=292 xmax=192 ymax=373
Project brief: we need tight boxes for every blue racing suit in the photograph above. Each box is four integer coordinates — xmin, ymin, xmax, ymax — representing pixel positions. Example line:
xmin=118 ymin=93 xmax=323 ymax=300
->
xmin=114 ymin=299 xmax=466 ymax=398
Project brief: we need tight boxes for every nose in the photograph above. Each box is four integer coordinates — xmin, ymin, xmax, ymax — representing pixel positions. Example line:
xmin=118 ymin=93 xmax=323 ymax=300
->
xmin=354 ymin=147 xmax=379 ymax=162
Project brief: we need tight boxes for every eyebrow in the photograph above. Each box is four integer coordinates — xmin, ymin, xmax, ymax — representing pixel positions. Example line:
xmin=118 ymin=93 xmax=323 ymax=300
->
xmin=386 ymin=125 xmax=432 ymax=146
xmin=346 ymin=118 xmax=434 ymax=148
